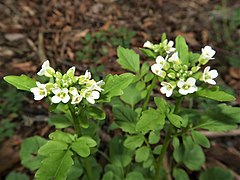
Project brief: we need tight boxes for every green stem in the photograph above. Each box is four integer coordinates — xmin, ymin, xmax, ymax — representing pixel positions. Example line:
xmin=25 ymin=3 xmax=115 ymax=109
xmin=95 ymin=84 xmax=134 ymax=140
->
xmin=142 ymin=76 xmax=157 ymax=111
xmin=68 ymin=104 xmax=94 ymax=180
xmin=154 ymin=97 xmax=183 ymax=180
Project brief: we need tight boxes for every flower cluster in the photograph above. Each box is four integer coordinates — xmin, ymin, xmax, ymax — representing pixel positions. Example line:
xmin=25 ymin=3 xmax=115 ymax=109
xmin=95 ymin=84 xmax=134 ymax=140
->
xmin=31 ymin=60 xmax=104 ymax=104
xmin=143 ymin=40 xmax=218 ymax=97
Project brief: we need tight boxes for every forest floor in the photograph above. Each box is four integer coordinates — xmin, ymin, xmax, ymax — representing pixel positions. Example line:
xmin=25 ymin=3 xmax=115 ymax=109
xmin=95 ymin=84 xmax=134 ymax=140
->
xmin=0 ymin=0 xmax=240 ymax=179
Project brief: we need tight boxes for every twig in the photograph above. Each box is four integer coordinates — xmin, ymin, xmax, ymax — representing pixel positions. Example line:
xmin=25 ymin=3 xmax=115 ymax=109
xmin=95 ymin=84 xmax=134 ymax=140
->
xmin=200 ymin=129 xmax=240 ymax=138
xmin=38 ymin=31 xmax=47 ymax=63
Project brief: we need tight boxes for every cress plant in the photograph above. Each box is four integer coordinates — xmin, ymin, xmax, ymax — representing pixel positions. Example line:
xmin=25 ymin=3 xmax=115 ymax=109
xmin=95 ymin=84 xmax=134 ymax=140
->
xmin=3 ymin=33 xmax=239 ymax=180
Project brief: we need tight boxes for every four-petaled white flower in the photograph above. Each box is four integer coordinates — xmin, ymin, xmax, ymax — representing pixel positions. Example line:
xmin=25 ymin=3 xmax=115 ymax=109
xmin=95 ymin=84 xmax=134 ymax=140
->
xmin=163 ymin=40 xmax=175 ymax=53
xmin=177 ymin=77 xmax=198 ymax=95
xmin=156 ymin=55 xmax=167 ymax=67
xmin=143 ymin=41 xmax=153 ymax=49
xmin=151 ymin=64 xmax=166 ymax=78
xmin=51 ymin=88 xmax=70 ymax=104
xmin=37 ymin=60 xmax=55 ymax=77
xmin=160 ymin=82 xmax=174 ymax=97
xmin=30 ymin=82 xmax=48 ymax=100
xmin=201 ymin=46 xmax=215 ymax=60
xmin=71 ymin=95 xmax=83 ymax=104
xmin=84 ymin=90 xmax=100 ymax=104
xmin=202 ymin=66 xmax=218 ymax=85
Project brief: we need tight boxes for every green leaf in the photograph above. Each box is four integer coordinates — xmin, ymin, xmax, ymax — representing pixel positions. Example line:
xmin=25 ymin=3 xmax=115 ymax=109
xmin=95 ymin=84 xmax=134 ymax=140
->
xmin=139 ymin=48 xmax=156 ymax=59
xmin=109 ymin=137 xmax=133 ymax=167
xmin=4 ymin=75 xmax=36 ymax=92
xmin=154 ymin=97 xmax=168 ymax=113
xmin=6 ymin=172 xmax=29 ymax=180
xmin=71 ymin=141 xmax=90 ymax=158
xmin=167 ymin=114 xmax=182 ymax=128
xmin=87 ymin=106 xmax=105 ymax=120
xmin=148 ymin=130 xmax=160 ymax=144
xmin=196 ymin=89 xmax=235 ymax=102
xmin=218 ymin=104 xmax=240 ymax=123
xmin=120 ymin=83 xmax=143 ymax=107
xmin=113 ymin=105 xmax=138 ymax=133
xmin=183 ymin=137 xmax=205 ymax=170
xmin=117 ymin=46 xmax=140 ymax=73
xmin=192 ymin=131 xmax=210 ymax=148
xmin=126 ymin=171 xmax=145 ymax=180
xmin=49 ymin=130 xmax=75 ymax=144
xmin=199 ymin=167 xmax=233 ymax=180
xmin=173 ymin=168 xmax=189 ymax=180
xmin=35 ymin=150 xmax=73 ymax=180
xmin=175 ymin=36 xmax=189 ymax=65
xmin=49 ymin=114 xmax=72 ymax=129
xmin=103 ymin=73 xmax=134 ymax=100
xmin=135 ymin=146 xmax=150 ymax=162
xmin=124 ymin=134 xmax=144 ymax=150
xmin=77 ymin=136 xmax=97 ymax=147
xmin=102 ymin=171 xmax=114 ymax=180
xmin=67 ymin=158 xmax=83 ymax=180
xmin=140 ymin=62 xmax=150 ymax=77
xmin=20 ymin=136 xmax=47 ymax=171
xmin=136 ymin=109 xmax=165 ymax=134
xmin=38 ymin=141 xmax=68 ymax=156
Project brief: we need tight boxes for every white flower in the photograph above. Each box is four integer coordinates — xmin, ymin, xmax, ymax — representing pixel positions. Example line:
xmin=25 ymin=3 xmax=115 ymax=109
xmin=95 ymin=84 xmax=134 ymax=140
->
xmin=151 ymin=64 xmax=166 ymax=78
xmin=71 ymin=95 xmax=83 ymax=104
xmin=51 ymin=88 xmax=70 ymax=104
xmin=156 ymin=56 xmax=167 ymax=66
xmin=168 ymin=52 xmax=180 ymax=63
xmin=69 ymin=87 xmax=79 ymax=96
xmin=201 ymin=46 xmax=215 ymax=60
xmin=143 ymin=41 xmax=153 ymax=49
xmin=163 ymin=40 xmax=175 ymax=53
xmin=37 ymin=60 xmax=55 ymax=77
xmin=160 ymin=82 xmax=174 ymax=97
xmin=89 ymin=80 xmax=105 ymax=92
xmin=66 ymin=66 xmax=75 ymax=77
xmin=30 ymin=82 xmax=47 ymax=100
xmin=202 ymin=66 xmax=218 ymax=85
xmin=84 ymin=90 xmax=100 ymax=104
xmin=177 ymin=77 xmax=198 ymax=95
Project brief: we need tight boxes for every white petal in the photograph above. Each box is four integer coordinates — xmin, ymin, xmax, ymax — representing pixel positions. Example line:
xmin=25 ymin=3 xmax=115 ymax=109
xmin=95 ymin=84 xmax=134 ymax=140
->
xmin=160 ymin=86 xmax=167 ymax=94
xmin=92 ymin=91 xmax=100 ymax=99
xmin=168 ymin=41 xmax=174 ymax=47
xmin=62 ymin=94 xmax=70 ymax=103
xmin=207 ymin=79 xmax=216 ymax=85
xmin=34 ymin=94 xmax=45 ymax=100
xmin=143 ymin=41 xmax=152 ymax=48
xmin=51 ymin=96 xmax=61 ymax=103
xmin=42 ymin=60 xmax=50 ymax=68
xmin=62 ymin=88 xmax=68 ymax=94
xmin=209 ymin=70 xmax=218 ymax=78
xmin=186 ymin=77 xmax=196 ymax=86
xmin=188 ymin=86 xmax=197 ymax=93
xmin=204 ymin=66 xmax=210 ymax=74
xmin=84 ymin=70 xmax=91 ymax=79
xmin=52 ymin=88 xmax=61 ymax=95
xmin=166 ymin=90 xmax=173 ymax=97
xmin=30 ymin=87 xmax=39 ymax=93
xmin=86 ymin=97 xmax=95 ymax=104
xmin=177 ymin=80 xmax=185 ymax=88
xmin=37 ymin=69 xmax=45 ymax=76
xmin=151 ymin=64 xmax=162 ymax=76
xmin=179 ymin=88 xmax=188 ymax=95
xmin=156 ymin=56 xmax=165 ymax=64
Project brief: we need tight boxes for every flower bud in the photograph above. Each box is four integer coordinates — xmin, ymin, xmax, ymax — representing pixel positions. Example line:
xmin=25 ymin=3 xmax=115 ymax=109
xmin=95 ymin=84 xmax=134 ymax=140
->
xmin=173 ymin=64 xmax=180 ymax=71
xmin=191 ymin=66 xmax=200 ymax=73
xmin=167 ymin=72 xmax=176 ymax=79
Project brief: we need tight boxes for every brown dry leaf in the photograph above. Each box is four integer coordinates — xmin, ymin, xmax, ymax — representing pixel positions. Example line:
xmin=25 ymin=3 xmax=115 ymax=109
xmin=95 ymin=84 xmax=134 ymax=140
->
xmin=0 ymin=47 xmax=14 ymax=57
xmin=100 ymin=20 xmax=112 ymax=31
xmin=174 ymin=31 xmax=199 ymax=46
xmin=72 ymin=29 xmax=89 ymax=41
xmin=4 ymin=33 xmax=25 ymax=42
xmin=10 ymin=61 xmax=37 ymax=72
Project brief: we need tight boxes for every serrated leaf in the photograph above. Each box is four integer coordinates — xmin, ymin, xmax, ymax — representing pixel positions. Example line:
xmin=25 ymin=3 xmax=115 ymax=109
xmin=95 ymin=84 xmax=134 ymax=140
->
xmin=38 ymin=141 xmax=68 ymax=156
xmin=35 ymin=150 xmax=73 ymax=180
xmin=175 ymin=36 xmax=189 ymax=65
xmin=136 ymin=109 xmax=165 ymax=134
xmin=135 ymin=146 xmax=150 ymax=162
xmin=192 ymin=131 xmax=210 ymax=148
xmin=4 ymin=75 xmax=36 ymax=92
xmin=196 ymin=89 xmax=235 ymax=102
xmin=20 ymin=136 xmax=47 ymax=171
xmin=124 ymin=135 xmax=144 ymax=150
xmin=102 ymin=73 xmax=134 ymax=100
xmin=117 ymin=46 xmax=140 ymax=73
